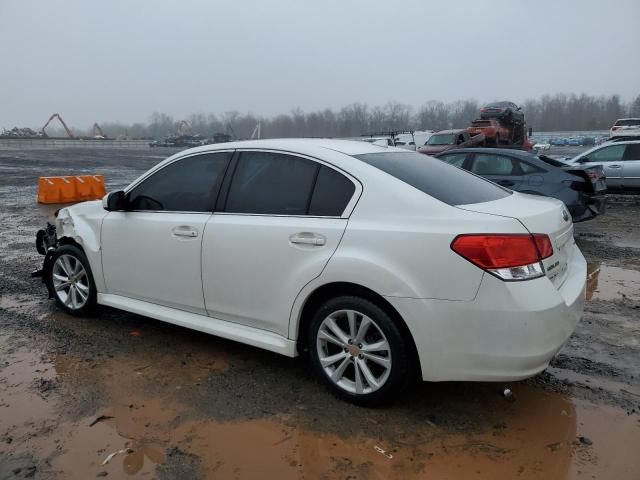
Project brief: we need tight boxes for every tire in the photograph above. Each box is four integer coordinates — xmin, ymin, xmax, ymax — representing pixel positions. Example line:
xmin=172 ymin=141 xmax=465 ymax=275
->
xmin=49 ymin=244 xmax=97 ymax=316
xmin=307 ymin=296 xmax=413 ymax=406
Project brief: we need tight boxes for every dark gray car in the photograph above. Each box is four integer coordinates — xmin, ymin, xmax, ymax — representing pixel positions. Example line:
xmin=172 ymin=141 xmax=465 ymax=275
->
xmin=435 ymin=148 xmax=606 ymax=222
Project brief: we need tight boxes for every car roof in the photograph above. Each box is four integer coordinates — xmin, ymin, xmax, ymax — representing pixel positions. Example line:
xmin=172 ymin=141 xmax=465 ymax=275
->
xmin=438 ymin=148 xmax=537 ymax=160
xmin=173 ymin=138 xmax=399 ymax=157
xmin=484 ymin=101 xmax=514 ymax=107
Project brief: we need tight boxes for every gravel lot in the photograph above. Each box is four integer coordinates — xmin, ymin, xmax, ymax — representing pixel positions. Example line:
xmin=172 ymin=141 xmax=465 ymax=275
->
xmin=1 ymin=147 xmax=639 ymax=479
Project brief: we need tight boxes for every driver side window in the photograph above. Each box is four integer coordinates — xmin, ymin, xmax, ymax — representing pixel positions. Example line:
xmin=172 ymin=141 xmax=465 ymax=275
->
xmin=127 ymin=152 xmax=232 ymax=212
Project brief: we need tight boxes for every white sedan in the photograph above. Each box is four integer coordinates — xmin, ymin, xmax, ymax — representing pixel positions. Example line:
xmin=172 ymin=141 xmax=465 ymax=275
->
xmin=35 ymin=139 xmax=586 ymax=405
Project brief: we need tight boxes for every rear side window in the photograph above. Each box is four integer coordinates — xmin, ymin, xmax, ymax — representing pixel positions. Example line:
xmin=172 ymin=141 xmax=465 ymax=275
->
xmin=438 ymin=152 xmax=467 ymax=168
xmin=309 ymin=166 xmax=355 ymax=216
xmin=518 ymin=161 xmax=545 ymax=174
xmin=355 ymin=152 xmax=510 ymax=206
xmin=127 ymin=152 xmax=231 ymax=212
xmin=471 ymin=154 xmax=518 ymax=175
xmin=623 ymin=144 xmax=640 ymax=160
xmin=225 ymin=151 xmax=318 ymax=215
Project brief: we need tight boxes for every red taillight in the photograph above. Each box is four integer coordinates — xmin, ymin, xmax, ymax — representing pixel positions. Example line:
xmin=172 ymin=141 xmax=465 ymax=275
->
xmin=451 ymin=234 xmax=553 ymax=280
xmin=612 ymin=126 xmax=620 ymax=131
xmin=533 ymin=234 xmax=553 ymax=259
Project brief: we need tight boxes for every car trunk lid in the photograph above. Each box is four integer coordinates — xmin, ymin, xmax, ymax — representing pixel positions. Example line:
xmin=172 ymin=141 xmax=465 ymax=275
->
xmin=457 ymin=193 xmax=574 ymax=288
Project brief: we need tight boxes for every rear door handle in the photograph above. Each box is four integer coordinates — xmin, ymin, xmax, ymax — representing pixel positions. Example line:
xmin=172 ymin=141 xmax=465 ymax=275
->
xmin=290 ymin=232 xmax=326 ymax=246
xmin=172 ymin=226 xmax=199 ymax=238
xmin=608 ymin=165 xmax=621 ymax=169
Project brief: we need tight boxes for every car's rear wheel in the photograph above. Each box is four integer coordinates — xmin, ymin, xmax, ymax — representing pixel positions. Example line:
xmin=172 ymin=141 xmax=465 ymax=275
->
xmin=308 ymin=296 xmax=412 ymax=405
xmin=49 ymin=245 xmax=97 ymax=316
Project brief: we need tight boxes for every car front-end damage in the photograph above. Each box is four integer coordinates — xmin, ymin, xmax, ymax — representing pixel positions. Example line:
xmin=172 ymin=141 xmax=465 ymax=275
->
xmin=33 ymin=219 xmax=60 ymax=298
xmin=32 ymin=201 xmax=108 ymax=297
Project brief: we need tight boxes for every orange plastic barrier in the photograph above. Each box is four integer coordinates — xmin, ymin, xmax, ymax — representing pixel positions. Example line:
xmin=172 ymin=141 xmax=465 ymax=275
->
xmin=37 ymin=175 xmax=106 ymax=204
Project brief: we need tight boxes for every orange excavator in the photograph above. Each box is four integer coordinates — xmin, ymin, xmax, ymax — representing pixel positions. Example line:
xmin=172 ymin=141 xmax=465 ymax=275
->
xmin=41 ymin=113 xmax=74 ymax=138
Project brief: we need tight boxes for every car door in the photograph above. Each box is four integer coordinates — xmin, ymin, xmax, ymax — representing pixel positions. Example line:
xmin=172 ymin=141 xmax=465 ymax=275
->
xmin=101 ymin=151 xmax=232 ymax=314
xmin=468 ymin=152 xmax=523 ymax=189
xmin=514 ymin=159 xmax=547 ymax=193
xmin=580 ymin=144 xmax=626 ymax=187
xmin=202 ymin=150 xmax=359 ymax=336
xmin=621 ymin=143 xmax=640 ymax=188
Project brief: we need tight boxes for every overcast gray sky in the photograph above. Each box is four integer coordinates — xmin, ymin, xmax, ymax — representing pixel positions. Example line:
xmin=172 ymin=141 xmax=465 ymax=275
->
xmin=1 ymin=0 xmax=639 ymax=128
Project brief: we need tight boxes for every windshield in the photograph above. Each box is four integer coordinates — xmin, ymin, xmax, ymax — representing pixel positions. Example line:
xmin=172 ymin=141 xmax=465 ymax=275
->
xmin=426 ymin=134 xmax=455 ymax=145
xmin=354 ymin=151 xmax=511 ymax=206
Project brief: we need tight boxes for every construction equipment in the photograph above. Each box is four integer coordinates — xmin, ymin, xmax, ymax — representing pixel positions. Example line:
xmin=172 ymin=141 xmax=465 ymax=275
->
xmin=92 ymin=123 xmax=106 ymax=139
xmin=41 ymin=113 xmax=74 ymax=138
xmin=37 ymin=175 xmax=106 ymax=204
xmin=250 ymin=122 xmax=262 ymax=140
xmin=176 ymin=120 xmax=192 ymax=135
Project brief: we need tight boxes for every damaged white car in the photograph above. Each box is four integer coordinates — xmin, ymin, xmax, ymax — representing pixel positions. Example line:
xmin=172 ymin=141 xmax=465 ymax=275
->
xmin=34 ymin=139 xmax=586 ymax=405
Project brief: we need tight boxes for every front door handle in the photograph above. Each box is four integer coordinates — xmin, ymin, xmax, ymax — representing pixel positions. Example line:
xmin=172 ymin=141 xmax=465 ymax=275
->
xmin=290 ymin=232 xmax=326 ymax=246
xmin=172 ymin=226 xmax=199 ymax=238
xmin=608 ymin=164 xmax=621 ymax=169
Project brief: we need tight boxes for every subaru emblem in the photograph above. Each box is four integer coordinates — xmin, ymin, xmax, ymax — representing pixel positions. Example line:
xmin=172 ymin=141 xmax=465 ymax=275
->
xmin=562 ymin=209 xmax=570 ymax=222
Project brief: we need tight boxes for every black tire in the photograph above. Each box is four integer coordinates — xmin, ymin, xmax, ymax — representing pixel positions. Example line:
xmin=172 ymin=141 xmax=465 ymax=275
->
xmin=48 ymin=244 xmax=98 ymax=316
xmin=307 ymin=296 xmax=413 ymax=406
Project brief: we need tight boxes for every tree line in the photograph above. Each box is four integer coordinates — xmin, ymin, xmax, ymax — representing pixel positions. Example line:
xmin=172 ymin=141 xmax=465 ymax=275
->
xmin=65 ymin=93 xmax=640 ymax=139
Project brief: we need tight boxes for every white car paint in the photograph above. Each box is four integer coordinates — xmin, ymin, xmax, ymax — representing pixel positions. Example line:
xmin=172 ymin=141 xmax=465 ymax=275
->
xmin=54 ymin=138 xmax=585 ymax=382
xmin=533 ymin=142 xmax=551 ymax=151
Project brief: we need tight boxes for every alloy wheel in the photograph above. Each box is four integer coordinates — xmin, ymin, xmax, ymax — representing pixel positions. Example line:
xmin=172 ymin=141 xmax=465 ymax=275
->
xmin=52 ymin=254 xmax=90 ymax=310
xmin=316 ymin=309 xmax=392 ymax=394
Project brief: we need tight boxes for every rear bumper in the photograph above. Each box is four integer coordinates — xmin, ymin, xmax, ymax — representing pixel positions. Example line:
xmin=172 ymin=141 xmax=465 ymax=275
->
xmin=568 ymin=193 xmax=606 ymax=222
xmin=387 ymin=243 xmax=586 ymax=382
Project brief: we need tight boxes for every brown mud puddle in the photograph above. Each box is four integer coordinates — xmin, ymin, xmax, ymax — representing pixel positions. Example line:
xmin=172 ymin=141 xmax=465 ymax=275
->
xmin=587 ymin=261 xmax=640 ymax=301
xmin=2 ymin=336 xmax=639 ymax=479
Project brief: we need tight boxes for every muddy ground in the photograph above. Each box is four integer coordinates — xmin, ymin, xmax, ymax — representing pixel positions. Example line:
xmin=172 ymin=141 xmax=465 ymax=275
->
xmin=0 ymin=148 xmax=639 ymax=479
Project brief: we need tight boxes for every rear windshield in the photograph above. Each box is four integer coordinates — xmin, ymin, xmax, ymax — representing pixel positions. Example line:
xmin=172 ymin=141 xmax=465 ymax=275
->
xmin=354 ymin=151 xmax=511 ymax=206
xmin=614 ymin=119 xmax=640 ymax=126
xmin=426 ymin=134 xmax=455 ymax=145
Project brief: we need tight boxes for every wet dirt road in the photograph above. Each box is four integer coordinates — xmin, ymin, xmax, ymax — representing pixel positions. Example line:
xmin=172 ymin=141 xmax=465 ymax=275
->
xmin=1 ymin=148 xmax=639 ymax=479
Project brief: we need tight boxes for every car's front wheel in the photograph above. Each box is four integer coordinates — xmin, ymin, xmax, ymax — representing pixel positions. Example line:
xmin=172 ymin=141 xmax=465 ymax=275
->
xmin=308 ymin=296 xmax=412 ymax=405
xmin=49 ymin=245 xmax=97 ymax=316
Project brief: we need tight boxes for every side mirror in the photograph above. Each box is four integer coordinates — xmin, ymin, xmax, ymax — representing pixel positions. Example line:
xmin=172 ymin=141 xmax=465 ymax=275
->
xmin=103 ymin=190 xmax=127 ymax=211
xmin=579 ymin=157 xmax=589 ymax=163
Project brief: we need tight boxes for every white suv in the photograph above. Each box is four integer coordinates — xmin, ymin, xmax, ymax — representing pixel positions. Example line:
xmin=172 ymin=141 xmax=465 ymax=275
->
xmin=35 ymin=139 xmax=585 ymax=404
xmin=611 ymin=118 xmax=640 ymax=138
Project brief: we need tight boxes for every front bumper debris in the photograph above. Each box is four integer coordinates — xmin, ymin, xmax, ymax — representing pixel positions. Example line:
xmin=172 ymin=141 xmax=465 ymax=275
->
xmin=34 ymin=222 xmax=58 ymax=297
